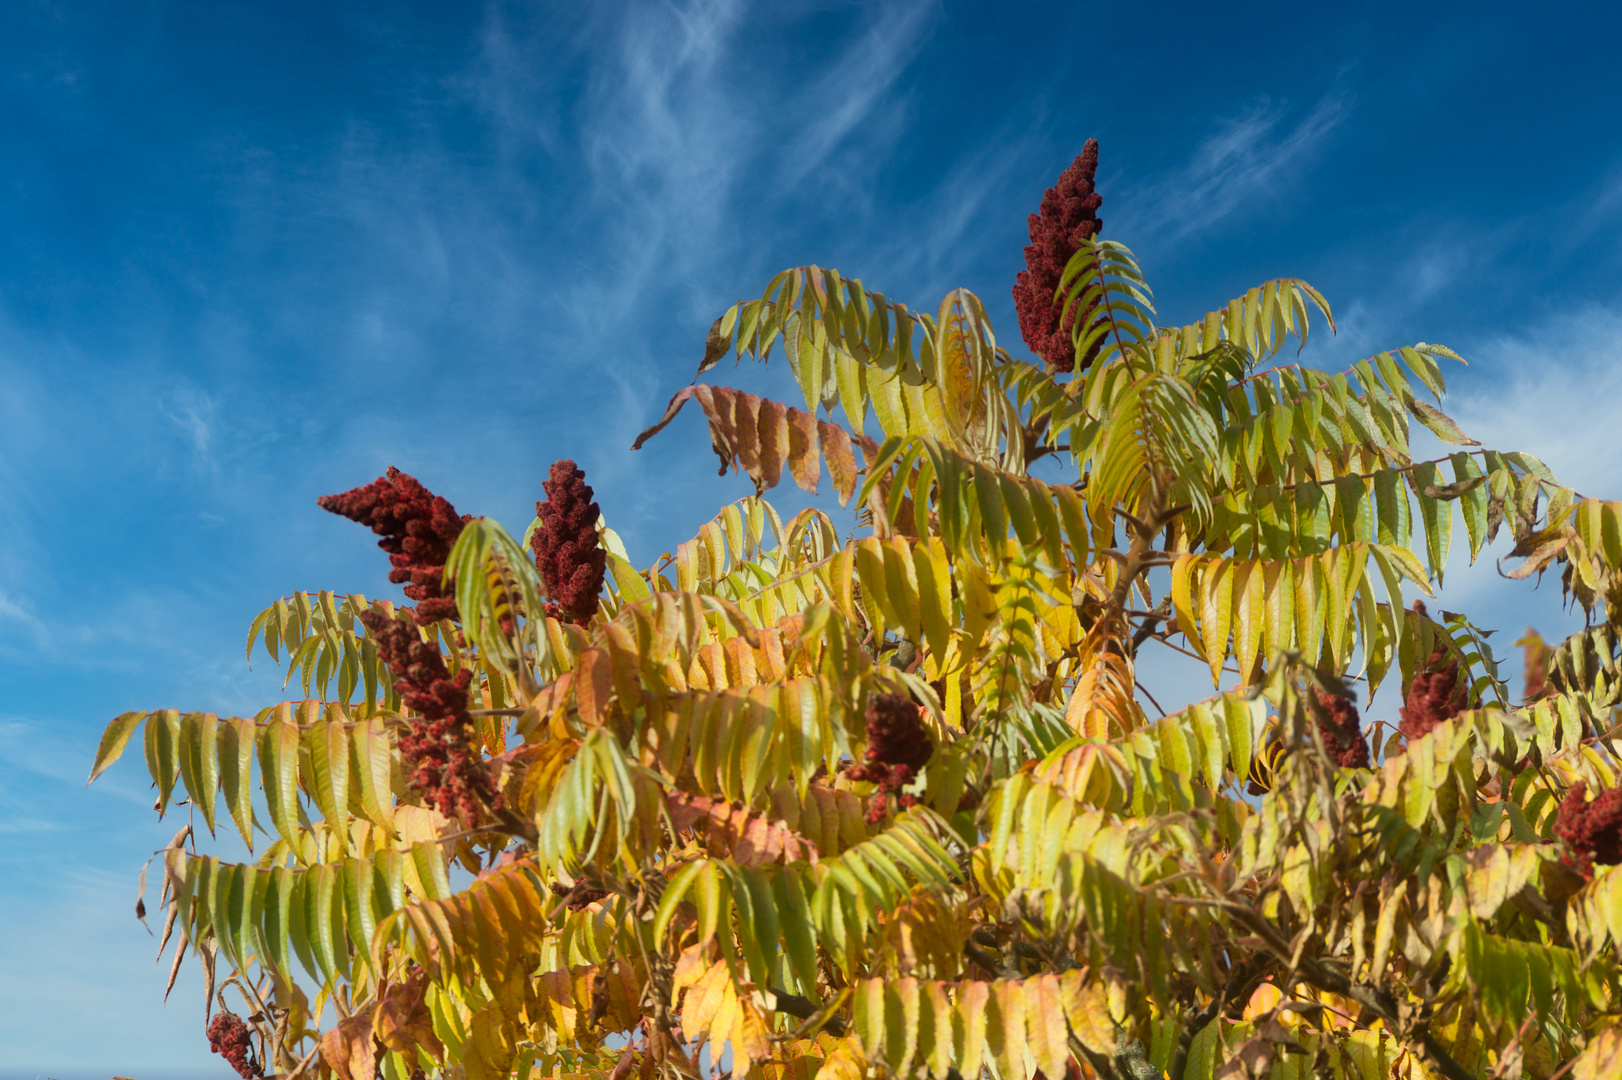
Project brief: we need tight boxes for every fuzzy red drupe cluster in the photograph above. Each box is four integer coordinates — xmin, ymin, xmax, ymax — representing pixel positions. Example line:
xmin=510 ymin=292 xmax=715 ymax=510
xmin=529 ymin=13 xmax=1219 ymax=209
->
xmin=1012 ymin=138 xmax=1104 ymax=376
xmin=847 ymin=692 xmax=934 ymax=824
xmin=1310 ymin=687 xmax=1371 ymax=769
xmin=1556 ymin=781 xmax=1622 ymax=880
xmin=206 ymin=1011 xmax=260 ymax=1078
xmin=1398 ymin=641 xmax=1471 ymax=741
xmin=318 ymin=467 xmax=470 ymax=624
xmin=532 ymin=459 xmax=607 ymax=625
xmin=358 ymin=609 xmax=495 ymax=824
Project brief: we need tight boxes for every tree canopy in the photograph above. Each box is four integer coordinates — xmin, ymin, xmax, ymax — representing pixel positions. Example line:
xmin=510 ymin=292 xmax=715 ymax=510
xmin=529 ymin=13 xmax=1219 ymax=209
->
xmin=92 ymin=141 xmax=1622 ymax=1080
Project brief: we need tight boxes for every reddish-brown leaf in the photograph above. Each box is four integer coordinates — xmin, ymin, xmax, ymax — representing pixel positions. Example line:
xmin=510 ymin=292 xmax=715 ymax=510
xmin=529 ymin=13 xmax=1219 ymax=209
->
xmin=786 ymin=408 xmax=822 ymax=493
xmin=757 ymin=398 xmax=788 ymax=493
xmin=666 ymin=791 xmax=818 ymax=865
xmin=821 ymin=422 xmax=858 ymax=505
xmin=732 ymin=392 xmax=763 ymax=483
xmin=373 ymin=970 xmax=444 ymax=1061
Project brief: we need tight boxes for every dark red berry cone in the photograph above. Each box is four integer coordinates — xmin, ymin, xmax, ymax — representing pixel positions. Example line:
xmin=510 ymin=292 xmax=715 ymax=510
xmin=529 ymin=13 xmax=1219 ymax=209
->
xmin=359 ymin=609 xmax=495 ymax=823
xmin=207 ymin=1011 xmax=261 ymax=1078
xmin=1556 ymin=781 xmax=1622 ymax=880
xmin=1399 ymin=642 xmax=1471 ymax=741
xmin=1013 ymin=140 xmax=1104 ymax=375
xmin=318 ymin=467 xmax=471 ymax=625
xmin=532 ymin=460 xmax=607 ymax=624
xmin=848 ymin=692 xmax=934 ymax=823
xmin=1311 ymin=688 xmax=1371 ymax=769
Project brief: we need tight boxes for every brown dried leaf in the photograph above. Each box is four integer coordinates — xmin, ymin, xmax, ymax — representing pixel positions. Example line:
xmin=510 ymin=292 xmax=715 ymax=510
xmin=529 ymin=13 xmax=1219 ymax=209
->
xmin=698 ymin=313 xmax=731 ymax=377
xmin=374 ymin=970 xmax=445 ymax=1061
xmin=321 ymin=1004 xmax=378 ymax=1080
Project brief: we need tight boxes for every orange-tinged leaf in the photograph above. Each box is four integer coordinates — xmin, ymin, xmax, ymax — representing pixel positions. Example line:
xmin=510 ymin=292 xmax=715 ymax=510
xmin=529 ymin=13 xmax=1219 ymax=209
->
xmin=666 ymin=791 xmax=819 ymax=865
xmin=576 ymin=648 xmax=613 ymax=726
xmin=1023 ymin=974 xmax=1069 ymax=1080
xmin=821 ymin=422 xmax=859 ymax=505
xmin=730 ymin=991 xmax=774 ymax=1077
xmin=681 ymin=956 xmax=733 ymax=1039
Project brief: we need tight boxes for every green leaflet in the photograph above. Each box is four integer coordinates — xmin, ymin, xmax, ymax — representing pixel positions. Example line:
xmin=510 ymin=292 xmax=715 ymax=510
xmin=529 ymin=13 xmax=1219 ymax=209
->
xmin=246 ymin=591 xmax=394 ymax=709
xmin=168 ymin=842 xmax=437 ymax=986
xmin=93 ymin=704 xmax=403 ymax=854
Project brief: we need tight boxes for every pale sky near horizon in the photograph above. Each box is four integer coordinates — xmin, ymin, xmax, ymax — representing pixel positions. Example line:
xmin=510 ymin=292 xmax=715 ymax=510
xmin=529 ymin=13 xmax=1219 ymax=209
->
xmin=3 ymin=1 xmax=1622 ymax=1075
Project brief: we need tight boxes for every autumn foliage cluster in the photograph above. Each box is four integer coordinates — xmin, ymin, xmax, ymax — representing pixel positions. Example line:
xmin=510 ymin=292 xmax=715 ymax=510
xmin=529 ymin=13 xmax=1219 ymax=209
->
xmin=90 ymin=140 xmax=1622 ymax=1080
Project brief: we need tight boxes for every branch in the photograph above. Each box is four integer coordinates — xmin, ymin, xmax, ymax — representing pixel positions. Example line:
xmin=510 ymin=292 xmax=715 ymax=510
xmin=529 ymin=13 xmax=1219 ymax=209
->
xmin=766 ymin=988 xmax=848 ymax=1037
xmin=963 ymin=941 xmax=1021 ymax=980
xmin=1129 ymin=597 xmax=1173 ymax=657
xmin=1211 ymin=897 xmax=1477 ymax=1080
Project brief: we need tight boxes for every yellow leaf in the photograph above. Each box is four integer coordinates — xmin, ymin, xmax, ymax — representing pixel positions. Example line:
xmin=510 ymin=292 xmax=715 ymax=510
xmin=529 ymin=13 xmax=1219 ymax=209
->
xmin=1058 ymin=969 xmax=1116 ymax=1057
xmin=955 ymin=979 xmax=990 ymax=1080
xmin=1573 ymin=1026 xmax=1622 ymax=1080
xmin=1023 ymin=974 xmax=1069 ymax=1080
xmin=1200 ymin=560 xmax=1235 ymax=685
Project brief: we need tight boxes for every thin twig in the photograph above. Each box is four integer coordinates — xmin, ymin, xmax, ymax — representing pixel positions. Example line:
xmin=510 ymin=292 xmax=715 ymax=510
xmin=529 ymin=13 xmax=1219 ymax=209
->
xmin=274 ymin=1041 xmax=323 ymax=1080
xmin=1135 ymin=680 xmax=1167 ymax=718
xmin=1148 ymin=634 xmax=1242 ymax=674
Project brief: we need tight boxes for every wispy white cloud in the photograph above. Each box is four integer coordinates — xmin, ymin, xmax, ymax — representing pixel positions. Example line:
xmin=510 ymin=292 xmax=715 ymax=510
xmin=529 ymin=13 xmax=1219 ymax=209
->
xmin=578 ymin=0 xmax=751 ymax=286
xmin=781 ymin=0 xmax=936 ymax=190
xmin=1451 ymin=305 xmax=1622 ymax=494
xmin=859 ymin=122 xmax=1046 ymax=301
xmin=0 ymin=589 xmax=45 ymax=632
xmin=1119 ymin=89 xmax=1351 ymax=242
xmin=160 ymin=384 xmax=218 ymax=469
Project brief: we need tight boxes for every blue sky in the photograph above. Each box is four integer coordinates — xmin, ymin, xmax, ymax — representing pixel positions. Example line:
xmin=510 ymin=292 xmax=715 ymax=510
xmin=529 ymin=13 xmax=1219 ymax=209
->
xmin=3 ymin=0 xmax=1621 ymax=1074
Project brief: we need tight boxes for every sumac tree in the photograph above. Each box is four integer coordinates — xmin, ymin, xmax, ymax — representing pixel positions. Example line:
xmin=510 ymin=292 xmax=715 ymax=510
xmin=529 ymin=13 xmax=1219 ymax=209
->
xmin=92 ymin=145 xmax=1622 ymax=1080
